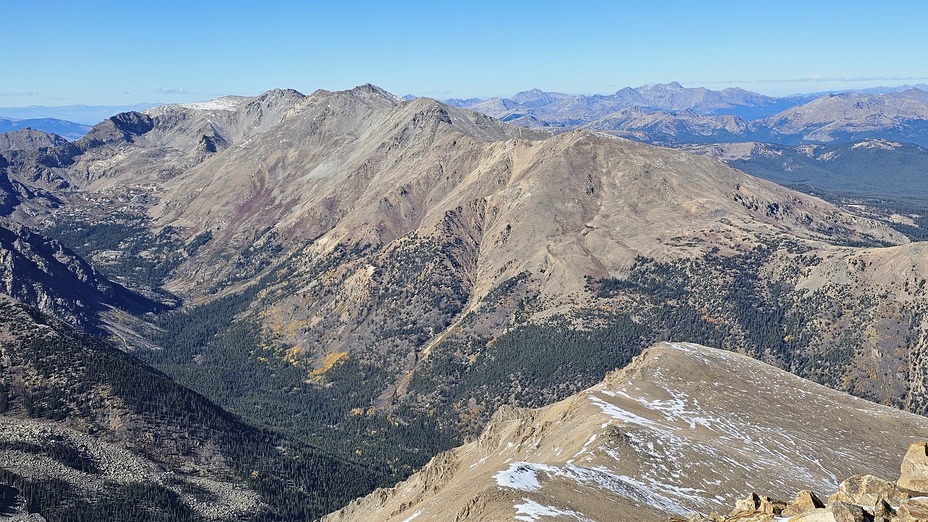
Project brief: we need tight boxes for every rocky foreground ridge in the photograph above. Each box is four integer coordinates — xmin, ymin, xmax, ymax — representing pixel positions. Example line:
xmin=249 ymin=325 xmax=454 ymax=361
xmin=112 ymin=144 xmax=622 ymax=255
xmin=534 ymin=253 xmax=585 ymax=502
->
xmin=324 ymin=343 xmax=928 ymax=522
xmin=685 ymin=441 xmax=928 ymax=522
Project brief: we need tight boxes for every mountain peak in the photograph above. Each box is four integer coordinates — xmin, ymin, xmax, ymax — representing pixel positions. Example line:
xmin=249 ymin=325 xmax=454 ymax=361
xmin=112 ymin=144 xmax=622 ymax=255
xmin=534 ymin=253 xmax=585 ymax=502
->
xmin=76 ymin=110 xmax=154 ymax=149
xmin=253 ymin=87 xmax=306 ymax=104
xmin=516 ymin=88 xmax=545 ymax=96
xmin=0 ymin=128 xmax=69 ymax=152
xmin=642 ymin=81 xmax=685 ymax=91
xmin=347 ymin=83 xmax=402 ymax=105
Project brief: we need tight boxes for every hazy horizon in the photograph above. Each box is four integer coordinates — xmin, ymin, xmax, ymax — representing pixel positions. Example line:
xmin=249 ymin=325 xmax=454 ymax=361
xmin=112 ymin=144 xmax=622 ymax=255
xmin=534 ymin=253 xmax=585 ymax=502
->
xmin=1 ymin=79 xmax=925 ymax=116
xmin=4 ymin=0 xmax=926 ymax=108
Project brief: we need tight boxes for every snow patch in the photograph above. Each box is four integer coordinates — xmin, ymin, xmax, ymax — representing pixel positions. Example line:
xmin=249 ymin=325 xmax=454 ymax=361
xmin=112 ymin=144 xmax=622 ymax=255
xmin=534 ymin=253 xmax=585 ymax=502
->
xmin=400 ymin=511 xmax=422 ymax=522
xmin=851 ymin=139 xmax=902 ymax=150
xmin=514 ymin=499 xmax=592 ymax=521
xmin=589 ymin=396 xmax=654 ymax=426
xmin=573 ymin=434 xmax=598 ymax=458
xmin=495 ymin=462 xmax=555 ymax=492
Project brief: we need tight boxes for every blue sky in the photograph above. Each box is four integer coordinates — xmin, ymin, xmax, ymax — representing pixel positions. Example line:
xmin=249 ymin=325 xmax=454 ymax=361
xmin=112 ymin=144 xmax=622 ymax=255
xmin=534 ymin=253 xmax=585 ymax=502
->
xmin=2 ymin=0 xmax=927 ymax=107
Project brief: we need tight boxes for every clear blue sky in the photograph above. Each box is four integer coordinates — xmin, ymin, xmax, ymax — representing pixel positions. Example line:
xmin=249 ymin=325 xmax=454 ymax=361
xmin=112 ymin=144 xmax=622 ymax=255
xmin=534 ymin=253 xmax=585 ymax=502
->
xmin=3 ymin=0 xmax=927 ymax=106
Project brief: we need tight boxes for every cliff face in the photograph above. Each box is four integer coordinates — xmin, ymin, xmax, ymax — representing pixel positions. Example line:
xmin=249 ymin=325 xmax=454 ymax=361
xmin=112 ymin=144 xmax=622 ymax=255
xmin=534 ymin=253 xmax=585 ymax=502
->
xmin=0 ymin=221 xmax=163 ymax=332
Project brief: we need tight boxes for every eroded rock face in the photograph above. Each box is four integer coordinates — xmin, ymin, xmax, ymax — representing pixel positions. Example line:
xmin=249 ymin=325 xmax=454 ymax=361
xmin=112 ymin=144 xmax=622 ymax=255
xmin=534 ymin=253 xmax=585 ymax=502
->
xmin=788 ymin=508 xmax=838 ymax=522
xmin=730 ymin=493 xmax=786 ymax=517
xmin=899 ymin=442 xmax=928 ymax=494
xmin=874 ymin=497 xmax=895 ymax=522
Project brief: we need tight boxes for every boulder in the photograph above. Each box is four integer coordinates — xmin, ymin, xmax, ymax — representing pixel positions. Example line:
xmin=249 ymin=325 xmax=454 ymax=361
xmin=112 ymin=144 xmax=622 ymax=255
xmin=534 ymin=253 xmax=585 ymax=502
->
xmin=900 ymin=442 xmax=928 ymax=495
xmin=829 ymin=475 xmax=902 ymax=507
xmin=872 ymin=495 xmax=895 ymax=522
xmin=786 ymin=508 xmax=838 ymax=522
xmin=782 ymin=490 xmax=826 ymax=517
xmin=830 ymin=501 xmax=872 ymax=522
xmin=898 ymin=497 xmax=928 ymax=522
xmin=730 ymin=493 xmax=786 ymax=516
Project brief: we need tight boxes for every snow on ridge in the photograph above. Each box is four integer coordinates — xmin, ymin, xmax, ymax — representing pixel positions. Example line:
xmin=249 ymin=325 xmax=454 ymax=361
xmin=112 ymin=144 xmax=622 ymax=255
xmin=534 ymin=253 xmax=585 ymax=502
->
xmin=588 ymin=395 xmax=656 ymax=427
xmin=851 ymin=139 xmax=902 ymax=150
xmin=514 ymin=499 xmax=592 ymax=521
xmin=495 ymin=462 xmax=555 ymax=491
xmin=666 ymin=342 xmax=738 ymax=361
xmin=497 ymin=460 xmax=692 ymax=516
xmin=177 ymin=97 xmax=245 ymax=112
xmin=400 ymin=511 xmax=422 ymax=522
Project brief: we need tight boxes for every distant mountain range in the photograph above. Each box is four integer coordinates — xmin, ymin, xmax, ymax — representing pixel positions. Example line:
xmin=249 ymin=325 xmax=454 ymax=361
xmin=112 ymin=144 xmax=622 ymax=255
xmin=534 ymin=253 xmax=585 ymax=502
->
xmin=0 ymin=103 xmax=156 ymax=125
xmin=0 ymin=117 xmax=90 ymax=141
xmin=0 ymin=104 xmax=156 ymax=141
xmin=5 ymin=83 xmax=928 ymax=147
xmin=443 ymin=83 xmax=928 ymax=148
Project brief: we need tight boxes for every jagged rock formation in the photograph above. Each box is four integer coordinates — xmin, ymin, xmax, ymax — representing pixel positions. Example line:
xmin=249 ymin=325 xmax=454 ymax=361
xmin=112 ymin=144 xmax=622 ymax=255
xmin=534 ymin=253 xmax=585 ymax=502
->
xmin=682 ymin=440 xmax=928 ymax=522
xmin=0 ymin=220 xmax=164 ymax=331
xmin=323 ymin=343 xmax=928 ymax=522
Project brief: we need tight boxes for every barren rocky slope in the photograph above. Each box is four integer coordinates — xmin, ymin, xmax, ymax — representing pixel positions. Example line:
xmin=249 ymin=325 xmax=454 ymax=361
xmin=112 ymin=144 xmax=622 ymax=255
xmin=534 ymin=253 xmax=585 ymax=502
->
xmin=325 ymin=343 xmax=928 ymax=522
xmin=0 ymin=220 xmax=163 ymax=331
xmin=0 ymin=129 xmax=68 ymax=152
xmin=683 ymin=440 xmax=928 ymax=522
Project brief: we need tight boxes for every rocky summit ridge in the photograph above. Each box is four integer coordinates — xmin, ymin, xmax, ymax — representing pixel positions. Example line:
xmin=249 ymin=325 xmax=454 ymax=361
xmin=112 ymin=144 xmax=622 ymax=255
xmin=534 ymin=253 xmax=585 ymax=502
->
xmin=324 ymin=342 xmax=928 ymax=522
xmin=684 ymin=441 xmax=928 ymax=522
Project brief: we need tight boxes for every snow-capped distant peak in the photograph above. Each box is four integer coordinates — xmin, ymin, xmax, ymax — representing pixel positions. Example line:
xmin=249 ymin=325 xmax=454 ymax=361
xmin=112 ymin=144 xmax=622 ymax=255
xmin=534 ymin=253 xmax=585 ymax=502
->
xmin=851 ymin=138 xmax=902 ymax=150
xmin=177 ymin=97 xmax=246 ymax=112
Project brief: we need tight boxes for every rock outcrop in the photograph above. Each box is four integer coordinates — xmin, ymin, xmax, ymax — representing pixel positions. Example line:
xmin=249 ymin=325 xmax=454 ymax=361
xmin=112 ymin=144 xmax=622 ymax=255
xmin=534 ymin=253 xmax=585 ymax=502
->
xmin=899 ymin=442 xmax=928 ymax=494
xmin=682 ymin=441 xmax=928 ymax=522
